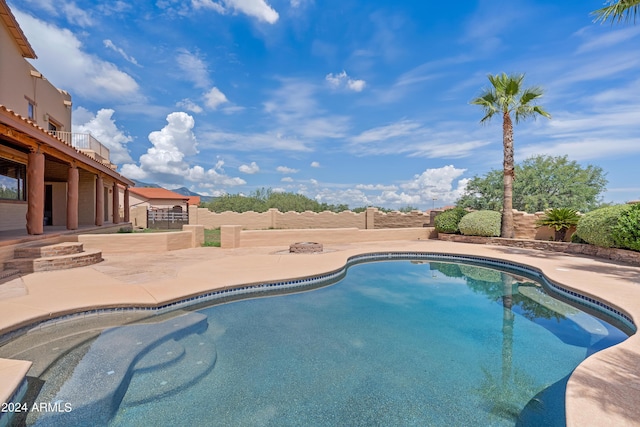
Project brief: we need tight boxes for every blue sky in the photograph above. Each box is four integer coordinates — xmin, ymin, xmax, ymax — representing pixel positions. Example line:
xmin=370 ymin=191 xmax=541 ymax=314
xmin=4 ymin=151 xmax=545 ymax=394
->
xmin=10 ymin=0 xmax=640 ymax=209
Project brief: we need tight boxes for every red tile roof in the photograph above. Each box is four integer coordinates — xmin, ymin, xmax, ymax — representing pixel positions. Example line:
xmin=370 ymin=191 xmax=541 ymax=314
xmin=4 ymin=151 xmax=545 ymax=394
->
xmin=129 ymin=187 xmax=190 ymax=201
xmin=186 ymin=196 xmax=201 ymax=206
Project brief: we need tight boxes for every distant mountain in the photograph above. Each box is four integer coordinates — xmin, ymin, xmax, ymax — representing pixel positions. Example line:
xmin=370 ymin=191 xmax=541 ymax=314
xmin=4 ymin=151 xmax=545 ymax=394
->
xmin=131 ymin=179 xmax=162 ymax=188
xmin=171 ymin=187 xmax=214 ymax=203
xmin=130 ymin=181 xmax=215 ymax=203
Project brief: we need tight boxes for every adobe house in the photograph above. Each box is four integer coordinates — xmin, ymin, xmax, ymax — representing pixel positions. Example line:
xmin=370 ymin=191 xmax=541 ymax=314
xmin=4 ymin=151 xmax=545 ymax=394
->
xmin=128 ymin=187 xmax=196 ymax=229
xmin=0 ymin=0 xmax=134 ymax=235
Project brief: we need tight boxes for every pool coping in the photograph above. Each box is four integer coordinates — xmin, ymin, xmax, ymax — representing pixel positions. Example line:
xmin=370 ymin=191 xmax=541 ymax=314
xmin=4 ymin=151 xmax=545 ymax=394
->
xmin=0 ymin=239 xmax=639 ymax=426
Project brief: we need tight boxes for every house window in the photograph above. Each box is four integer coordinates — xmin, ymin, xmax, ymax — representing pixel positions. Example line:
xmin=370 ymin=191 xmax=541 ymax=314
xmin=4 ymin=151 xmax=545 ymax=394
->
xmin=27 ymin=102 xmax=34 ymax=120
xmin=48 ymin=121 xmax=58 ymax=132
xmin=0 ymin=158 xmax=27 ymax=201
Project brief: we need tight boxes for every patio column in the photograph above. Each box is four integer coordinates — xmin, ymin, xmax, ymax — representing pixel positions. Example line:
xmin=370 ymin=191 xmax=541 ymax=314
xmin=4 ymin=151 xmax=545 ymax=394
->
xmin=123 ymin=187 xmax=130 ymax=222
xmin=66 ymin=165 xmax=79 ymax=230
xmin=26 ymin=150 xmax=45 ymax=235
xmin=95 ymin=176 xmax=104 ymax=226
xmin=112 ymin=182 xmax=120 ymax=224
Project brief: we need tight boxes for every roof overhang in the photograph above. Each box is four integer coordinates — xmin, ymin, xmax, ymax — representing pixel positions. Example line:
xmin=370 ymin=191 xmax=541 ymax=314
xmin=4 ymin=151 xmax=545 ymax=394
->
xmin=0 ymin=105 xmax=135 ymax=187
xmin=0 ymin=0 xmax=37 ymax=59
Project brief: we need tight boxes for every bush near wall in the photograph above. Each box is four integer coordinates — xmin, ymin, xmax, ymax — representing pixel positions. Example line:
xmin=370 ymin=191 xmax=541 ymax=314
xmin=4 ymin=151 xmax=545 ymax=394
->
xmin=575 ymin=204 xmax=632 ymax=248
xmin=434 ymin=207 xmax=467 ymax=234
xmin=458 ymin=210 xmax=501 ymax=237
xmin=612 ymin=203 xmax=640 ymax=252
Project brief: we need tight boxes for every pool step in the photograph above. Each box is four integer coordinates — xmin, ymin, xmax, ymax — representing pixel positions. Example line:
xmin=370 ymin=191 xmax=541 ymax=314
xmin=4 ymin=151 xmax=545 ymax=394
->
xmin=32 ymin=312 xmax=209 ymax=426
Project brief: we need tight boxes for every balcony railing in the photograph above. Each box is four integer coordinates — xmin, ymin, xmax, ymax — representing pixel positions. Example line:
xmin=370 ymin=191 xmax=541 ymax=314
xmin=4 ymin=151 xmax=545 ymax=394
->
xmin=50 ymin=131 xmax=111 ymax=163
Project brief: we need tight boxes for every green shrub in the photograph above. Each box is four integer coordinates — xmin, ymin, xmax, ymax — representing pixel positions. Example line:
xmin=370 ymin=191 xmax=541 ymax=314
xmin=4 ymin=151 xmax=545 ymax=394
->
xmin=570 ymin=232 xmax=587 ymax=244
xmin=575 ymin=204 xmax=631 ymax=248
xmin=458 ymin=210 xmax=501 ymax=237
xmin=535 ymin=208 xmax=581 ymax=241
xmin=434 ymin=207 xmax=467 ymax=234
xmin=612 ymin=203 xmax=640 ymax=251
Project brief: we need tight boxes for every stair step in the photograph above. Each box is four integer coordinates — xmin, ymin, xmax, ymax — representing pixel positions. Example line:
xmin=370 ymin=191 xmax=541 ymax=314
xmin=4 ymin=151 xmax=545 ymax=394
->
xmin=0 ymin=268 xmax=20 ymax=281
xmin=14 ymin=242 xmax=84 ymax=259
xmin=5 ymin=249 xmax=102 ymax=274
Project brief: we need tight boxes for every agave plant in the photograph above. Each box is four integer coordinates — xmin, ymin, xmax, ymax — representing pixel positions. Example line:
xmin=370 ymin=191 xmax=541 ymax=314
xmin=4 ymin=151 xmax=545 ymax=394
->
xmin=536 ymin=208 xmax=580 ymax=241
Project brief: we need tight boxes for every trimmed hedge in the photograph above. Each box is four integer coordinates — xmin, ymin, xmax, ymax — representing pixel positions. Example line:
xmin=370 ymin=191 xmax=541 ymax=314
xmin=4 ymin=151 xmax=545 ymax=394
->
xmin=458 ymin=210 xmax=501 ymax=237
xmin=434 ymin=207 xmax=467 ymax=234
xmin=575 ymin=204 xmax=631 ymax=248
xmin=613 ymin=203 xmax=640 ymax=251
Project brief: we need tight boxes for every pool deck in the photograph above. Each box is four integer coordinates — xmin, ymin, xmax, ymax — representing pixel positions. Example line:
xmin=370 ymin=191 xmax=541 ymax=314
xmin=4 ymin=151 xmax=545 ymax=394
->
xmin=1 ymin=239 xmax=639 ymax=426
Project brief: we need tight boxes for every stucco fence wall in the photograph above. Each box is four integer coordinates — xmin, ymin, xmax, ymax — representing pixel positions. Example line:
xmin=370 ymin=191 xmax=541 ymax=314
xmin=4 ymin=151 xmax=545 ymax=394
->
xmin=189 ymin=206 xmax=436 ymax=230
xmin=220 ymin=226 xmax=437 ymax=249
xmin=189 ymin=206 xmax=561 ymax=240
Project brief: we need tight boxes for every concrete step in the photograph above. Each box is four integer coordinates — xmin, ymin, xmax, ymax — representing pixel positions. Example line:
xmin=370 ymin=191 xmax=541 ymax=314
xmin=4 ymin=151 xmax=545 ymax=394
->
xmin=0 ymin=268 xmax=20 ymax=281
xmin=14 ymin=242 xmax=84 ymax=259
xmin=4 ymin=249 xmax=102 ymax=274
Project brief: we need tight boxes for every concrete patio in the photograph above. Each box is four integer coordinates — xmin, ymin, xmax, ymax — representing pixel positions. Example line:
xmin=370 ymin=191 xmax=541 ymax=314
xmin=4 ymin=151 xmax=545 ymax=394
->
xmin=0 ymin=239 xmax=639 ymax=426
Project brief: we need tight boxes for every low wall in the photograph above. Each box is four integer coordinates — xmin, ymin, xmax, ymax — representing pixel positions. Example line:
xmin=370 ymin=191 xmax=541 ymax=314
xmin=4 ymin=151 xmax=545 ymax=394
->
xmin=437 ymin=234 xmax=640 ymax=266
xmin=190 ymin=207 xmax=367 ymax=230
xmin=373 ymin=210 xmax=431 ymax=228
xmin=78 ymin=226 xmax=204 ymax=254
xmin=221 ymin=226 xmax=436 ymax=248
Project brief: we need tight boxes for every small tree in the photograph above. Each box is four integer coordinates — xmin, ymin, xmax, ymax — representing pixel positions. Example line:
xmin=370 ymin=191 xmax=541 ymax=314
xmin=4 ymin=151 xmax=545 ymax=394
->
xmin=535 ymin=208 xmax=580 ymax=242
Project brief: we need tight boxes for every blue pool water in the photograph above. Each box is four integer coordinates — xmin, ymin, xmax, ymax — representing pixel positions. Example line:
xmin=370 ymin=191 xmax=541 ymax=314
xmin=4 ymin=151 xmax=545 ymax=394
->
xmin=33 ymin=260 xmax=628 ymax=426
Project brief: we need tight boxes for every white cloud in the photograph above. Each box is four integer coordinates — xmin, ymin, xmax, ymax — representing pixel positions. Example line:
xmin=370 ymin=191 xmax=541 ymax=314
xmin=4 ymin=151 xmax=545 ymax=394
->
xmin=176 ymin=49 xmax=210 ymax=88
xmin=120 ymin=112 xmax=245 ymax=188
xmin=14 ymin=10 xmax=140 ymax=101
xmin=192 ymin=0 xmax=279 ymax=23
xmin=263 ymin=79 xmax=350 ymax=141
xmin=325 ymin=71 xmax=366 ymax=92
xmin=204 ymin=87 xmax=229 ymax=109
xmin=310 ymin=166 xmax=469 ymax=209
xmin=355 ymin=184 xmax=398 ymax=191
xmin=310 ymin=161 xmax=320 ymax=168
xmin=72 ymin=108 xmax=133 ymax=165
xmin=239 ymin=162 xmax=260 ymax=174
xmin=575 ymin=26 xmax=640 ymax=54
xmin=192 ymin=0 xmax=226 ymax=14
xmin=103 ymin=39 xmax=139 ymax=65
xmin=21 ymin=0 xmax=93 ymax=26
xmin=176 ymin=99 xmax=204 ymax=113
xmin=200 ymin=130 xmax=312 ymax=152
xmin=349 ymin=120 xmax=492 ymax=159
xmin=281 ymin=177 xmax=294 ymax=182
xmin=276 ymin=166 xmax=299 ymax=174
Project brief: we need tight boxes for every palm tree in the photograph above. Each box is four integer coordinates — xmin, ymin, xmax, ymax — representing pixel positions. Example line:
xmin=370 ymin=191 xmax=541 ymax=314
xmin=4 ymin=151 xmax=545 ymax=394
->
xmin=592 ymin=0 xmax=640 ymax=24
xmin=471 ymin=73 xmax=551 ymax=238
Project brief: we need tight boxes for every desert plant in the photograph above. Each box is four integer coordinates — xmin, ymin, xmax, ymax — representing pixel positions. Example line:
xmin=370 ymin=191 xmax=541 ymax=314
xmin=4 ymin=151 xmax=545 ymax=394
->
xmin=458 ymin=210 xmax=501 ymax=237
xmin=575 ymin=204 xmax=632 ymax=248
xmin=536 ymin=208 xmax=581 ymax=241
xmin=434 ymin=207 xmax=468 ymax=234
xmin=612 ymin=203 xmax=640 ymax=251
xmin=471 ymin=73 xmax=551 ymax=237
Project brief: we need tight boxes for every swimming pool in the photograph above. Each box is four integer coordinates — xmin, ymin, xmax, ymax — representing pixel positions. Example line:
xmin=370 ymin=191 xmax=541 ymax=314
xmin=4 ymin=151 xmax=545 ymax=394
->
xmin=24 ymin=258 xmax=629 ymax=426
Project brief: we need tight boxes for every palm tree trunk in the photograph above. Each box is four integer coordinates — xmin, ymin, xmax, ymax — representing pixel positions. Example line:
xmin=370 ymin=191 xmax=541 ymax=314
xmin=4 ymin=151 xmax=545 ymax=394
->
xmin=502 ymin=111 xmax=515 ymax=238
